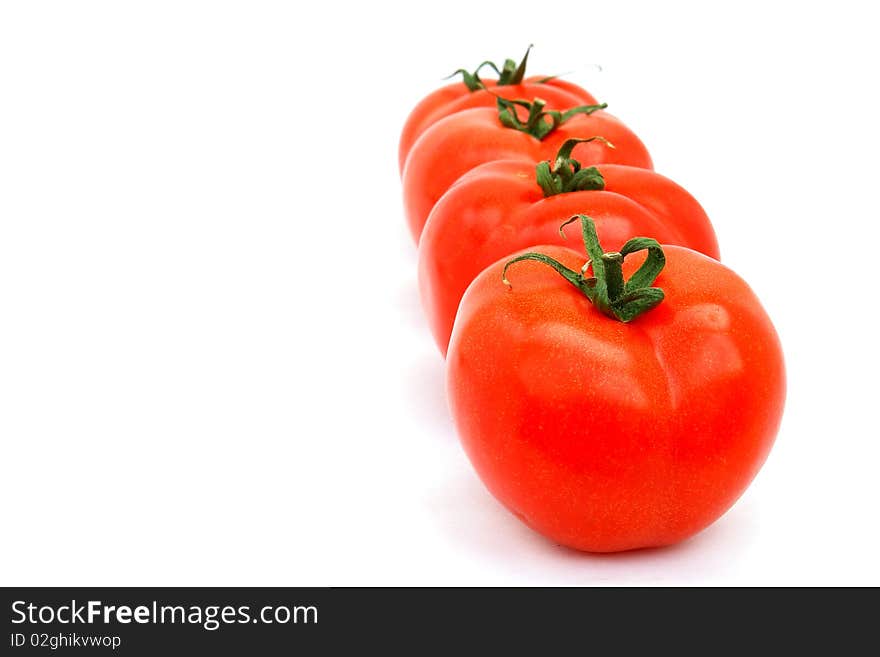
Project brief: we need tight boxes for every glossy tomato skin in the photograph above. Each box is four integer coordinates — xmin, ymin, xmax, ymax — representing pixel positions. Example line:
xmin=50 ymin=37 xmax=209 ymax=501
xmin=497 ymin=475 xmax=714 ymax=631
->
xmin=418 ymin=159 xmax=719 ymax=355
xmin=402 ymin=107 xmax=652 ymax=243
xmin=399 ymin=77 xmax=597 ymax=174
xmin=446 ymin=245 xmax=785 ymax=552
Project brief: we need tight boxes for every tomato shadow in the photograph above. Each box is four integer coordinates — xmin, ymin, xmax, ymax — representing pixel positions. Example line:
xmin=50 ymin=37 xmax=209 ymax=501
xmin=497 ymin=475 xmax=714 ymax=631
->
xmin=402 ymin=348 xmax=453 ymax=438
xmin=397 ymin=276 xmax=428 ymax=333
xmin=429 ymin=471 xmax=761 ymax=584
xmin=395 ymin=222 xmax=419 ymax=264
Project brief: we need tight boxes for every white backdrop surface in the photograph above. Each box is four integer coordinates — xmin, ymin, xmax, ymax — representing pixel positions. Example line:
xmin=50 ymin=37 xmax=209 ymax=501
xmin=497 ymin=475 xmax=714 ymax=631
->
xmin=1 ymin=1 xmax=878 ymax=585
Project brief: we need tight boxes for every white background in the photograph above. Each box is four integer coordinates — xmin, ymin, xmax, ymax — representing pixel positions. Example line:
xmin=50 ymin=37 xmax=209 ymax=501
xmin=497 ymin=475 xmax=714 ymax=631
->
xmin=1 ymin=1 xmax=878 ymax=586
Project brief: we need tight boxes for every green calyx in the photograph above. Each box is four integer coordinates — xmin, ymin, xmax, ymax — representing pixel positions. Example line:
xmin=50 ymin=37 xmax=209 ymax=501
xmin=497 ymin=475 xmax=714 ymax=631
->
xmin=535 ymin=137 xmax=615 ymax=197
xmin=446 ymin=45 xmax=533 ymax=91
xmin=502 ymin=215 xmax=666 ymax=322
xmin=496 ymin=97 xmax=608 ymax=140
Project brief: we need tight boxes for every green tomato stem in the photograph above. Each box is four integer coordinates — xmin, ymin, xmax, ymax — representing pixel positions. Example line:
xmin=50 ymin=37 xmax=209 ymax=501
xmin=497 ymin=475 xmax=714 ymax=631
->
xmin=446 ymin=45 xmax=533 ymax=91
xmin=535 ymin=137 xmax=614 ymax=197
xmin=496 ymin=97 xmax=607 ymax=140
xmin=502 ymin=215 xmax=666 ymax=323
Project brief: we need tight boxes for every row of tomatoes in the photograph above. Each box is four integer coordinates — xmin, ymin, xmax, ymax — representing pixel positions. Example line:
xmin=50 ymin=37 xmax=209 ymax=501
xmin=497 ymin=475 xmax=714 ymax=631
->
xmin=399 ymin=48 xmax=785 ymax=553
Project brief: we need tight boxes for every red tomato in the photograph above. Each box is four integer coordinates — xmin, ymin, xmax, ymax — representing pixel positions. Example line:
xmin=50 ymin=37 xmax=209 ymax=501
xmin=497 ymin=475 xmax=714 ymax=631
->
xmin=399 ymin=48 xmax=597 ymax=173
xmin=402 ymin=101 xmax=652 ymax=243
xmin=446 ymin=216 xmax=785 ymax=552
xmin=419 ymin=140 xmax=718 ymax=355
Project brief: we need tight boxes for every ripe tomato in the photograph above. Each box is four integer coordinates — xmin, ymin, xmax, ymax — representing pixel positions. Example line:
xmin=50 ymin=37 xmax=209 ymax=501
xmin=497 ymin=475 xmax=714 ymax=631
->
xmin=402 ymin=100 xmax=652 ymax=243
xmin=446 ymin=216 xmax=785 ymax=552
xmin=419 ymin=140 xmax=719 ymax=355
xmin=399 ymin=47 xmax=597 ymax=173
